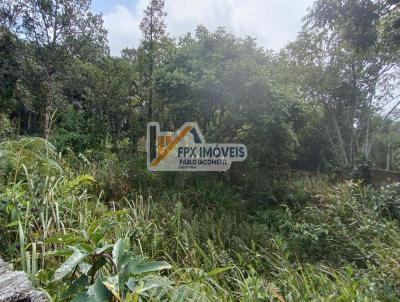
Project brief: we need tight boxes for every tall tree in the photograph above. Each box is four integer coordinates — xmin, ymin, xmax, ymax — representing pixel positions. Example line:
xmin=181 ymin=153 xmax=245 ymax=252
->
xmin=284 ymin=0 xmax=400 ymax=168
xmin=139 ymin=0 xmax=166 ymax=120
xmin=0 ymin=0 xmax=24 ymax=32
xmin=17 ymin=0 xmax=107 ymax=139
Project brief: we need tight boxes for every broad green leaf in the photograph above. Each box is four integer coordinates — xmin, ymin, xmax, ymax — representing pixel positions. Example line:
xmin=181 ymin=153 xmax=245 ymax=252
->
xmin=87 ymin=275 xmax=110 ymax=302
xmin=126 ymin=278 xmax=137 ymax=292
xmin=62 ymin=274 xmax=89 ymax=300
xmin=93 ymin=244 xmax=114 ymax=255
xmin=127 ymin=261 xmax=172 ymax=275
xmin=79 ymin=263 xmax=92 ymax=274
xmin=103 ymin=276 xmax=121 ymax=301
xmin=71 ymin=293 xmax=92 ymax=302
xmin=52 ymin=246 xmax=87 ymax=282
xmin=131 ymin=277 xmax=169 ymax=294
xmin=87 ymin=256 xmax=107 ymax=277
xmin=129 ymin=281 xmax=144 ymax=302
xmin=207 ymin=266 xmax=235 ymax=277
xmin=112 ymin=239 xmax=125 ymax=269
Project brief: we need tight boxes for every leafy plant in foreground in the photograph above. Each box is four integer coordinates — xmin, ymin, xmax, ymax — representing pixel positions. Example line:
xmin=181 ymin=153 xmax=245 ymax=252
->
xmin=53 ymin=238 xmax=172 ymax=301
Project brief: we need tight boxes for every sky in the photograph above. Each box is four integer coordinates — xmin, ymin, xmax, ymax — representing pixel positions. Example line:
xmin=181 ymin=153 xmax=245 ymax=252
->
xmin=91 ymin=0 xmax=315 ymax=56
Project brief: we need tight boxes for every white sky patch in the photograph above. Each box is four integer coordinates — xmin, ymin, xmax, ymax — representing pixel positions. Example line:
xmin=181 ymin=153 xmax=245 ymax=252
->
xmin=102 ymin=0 xmax=314 ymax=56
xmin=103 ymin=5 xmax=142 ymax=54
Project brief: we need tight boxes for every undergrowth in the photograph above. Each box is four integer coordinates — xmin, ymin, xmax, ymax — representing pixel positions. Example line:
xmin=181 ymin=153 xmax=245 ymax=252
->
xmin=0 ymin=138 xmax=399 ymax=301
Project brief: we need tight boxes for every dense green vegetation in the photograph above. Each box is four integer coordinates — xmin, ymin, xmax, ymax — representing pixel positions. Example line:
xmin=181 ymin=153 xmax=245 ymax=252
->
xmin=1 ymin=137 xmax=400 ymax=301
xmin=0 ymin=0 xmax=400 ymax=301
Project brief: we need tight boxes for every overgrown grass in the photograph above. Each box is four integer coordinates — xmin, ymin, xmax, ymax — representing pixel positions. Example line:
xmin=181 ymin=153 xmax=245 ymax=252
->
xmin=0 ymin=137 xmax=399 ymax=301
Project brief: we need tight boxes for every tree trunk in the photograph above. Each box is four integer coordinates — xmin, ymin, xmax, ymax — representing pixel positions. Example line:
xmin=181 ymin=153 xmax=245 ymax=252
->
xmin=148 ymin=75 xmax=153 ymax=120
xmin=27 ymin=111 xmax=32 ymax=133
xmin=392 ymin=148 xmax=396 ymax=171
xmin=386 ymin=139 xmax=391 ymax=171
xmin=17 ymin=110 xmax=21 ymax=135
xmin=43 ymin=72 xmax=54 ymax=140
xmin=331 ymin=111 xmax=349 ymax=167
xmin=324 ymin=124 xmax=335 ymax=150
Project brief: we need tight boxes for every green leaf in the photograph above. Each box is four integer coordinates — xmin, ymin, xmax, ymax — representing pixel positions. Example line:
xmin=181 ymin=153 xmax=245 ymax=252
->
xmin=79 ymin=263 xmax=92 ymax=275
xmin=112 ymin=239 xmax=125 ymax=270
xmin=5 ymin=220 xmax=20 ymax=228
xmin=87 ymin=256 xmax=108 ymax=277
xmin=103 ymin=276 xmax=120 ymax=301
xmin=383 ymin=281 xmax=397 ymax=299
xmin=52 ymin=246 xmax=87 ymax=282
xmin=93 ymin=244 xmax=114 ymax=255
xmin=207 ymin=266 xmax=235 ymax=277
xmin=62 ymin=274 xmax=89 ymax=300
xmin=71 ymin=293 xmax=91 ymax=302
xmin=86 ymin=211 xmax=126 ymax=243
xmin=128 ymin=281 xmax=144 ymax=302
xmin=127 ymin=261 xmax=171 ymax=275
xmin=126 ymin=278 xmax=137 ymax=292
xmin=45 ymin=248 xmax=74 ymax=257
xmin=45 ymin=234 xmax=85 ymax=245
xmin=67 ymin=174 xmax=95 ymax=190
xmin=127 ymin=277 xmax=169 ymax=295
xmin=87 ymin=274 xmax=110 ymax=302
xmin=87 ymin=220 xmax=116 ymax=246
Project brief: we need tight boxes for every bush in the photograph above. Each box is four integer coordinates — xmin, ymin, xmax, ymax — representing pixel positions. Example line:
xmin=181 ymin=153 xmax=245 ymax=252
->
xmin=1 ymin=138 xmax=400 ymax=301
xmin=374 ymin=183 xmax=400 ymax=220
